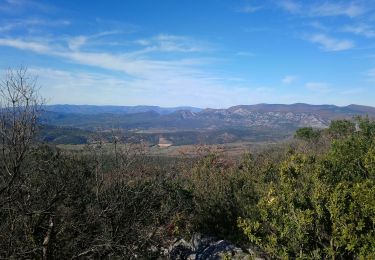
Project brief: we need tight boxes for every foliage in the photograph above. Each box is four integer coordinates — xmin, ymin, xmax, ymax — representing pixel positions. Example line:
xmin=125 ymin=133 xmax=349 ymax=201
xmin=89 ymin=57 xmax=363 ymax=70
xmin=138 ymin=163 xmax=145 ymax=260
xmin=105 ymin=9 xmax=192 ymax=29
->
xmin=182 ymin=153 xmax=256 ymax=239
xmin=1 ymin=72 xmax=374 ymax=260
xmin=239 ymin=118 xmax=375 ymax=258
xmin=327 ymin=119 xmax=356 ymax=139
xmin=295 ymin=127 xmax=322 ymax=141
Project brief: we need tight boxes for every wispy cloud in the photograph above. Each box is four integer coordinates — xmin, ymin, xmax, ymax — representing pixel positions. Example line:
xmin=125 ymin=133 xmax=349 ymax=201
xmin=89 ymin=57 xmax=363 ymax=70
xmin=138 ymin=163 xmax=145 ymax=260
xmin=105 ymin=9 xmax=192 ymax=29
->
xmin=0 ymin=17 xmax=70 ymax=33
xmin=0 ymin=36 xmax=200 ymax=76
xmin=341 ymin=88 xmax=364 ymax=95
xmin=279 ymin=0 xmax=369 ymax=18
xmin=305 ymin=82 xmax=331 ymax=93
xmin=341 ymin=24 xmax=375 ymax=38
xmin=309 ymin=2 xmax=366 ymax=18
xmin=278 ymin=0 xmax=301 ymax=13
xmin=307 ymin=33 xmax=354 ymax=51
xmin=93 ymin=18 xmax=139 ymax=34
xmin=26 ymin=66 xmax=273 ymax=108
xmin=282 ymin=75 xmax=297 ymax=85
xmin=366 ymin=68 xmax=375 ymax=82
xmin=308 ymin=21 xmax=330 ymax=32
xmin=151 ymin=34 xmax=206 ymax=52
xmin=67 ymin=31 xmax=120 ymax=50
xmin=237 ymin=4 xmax=262 ymax=13
xmin=0 ymin=0 xmax=53 ymax=14
xmin=243 ymin=27 xmax=269 ymax=33
xmin=67 ymin=36 xmax=87 ymax=51
xmin=236 ymin=51 xmax=255 ymax=57
xmin=0 ymin=38 xmax=51 ymax=52
xmin=134 ymin=39 xmax=150 ymax=46
xmin=125 ymin=34 xmax=209 ymax=56
xmin=0 ymin=34 xmax=258 ymax=107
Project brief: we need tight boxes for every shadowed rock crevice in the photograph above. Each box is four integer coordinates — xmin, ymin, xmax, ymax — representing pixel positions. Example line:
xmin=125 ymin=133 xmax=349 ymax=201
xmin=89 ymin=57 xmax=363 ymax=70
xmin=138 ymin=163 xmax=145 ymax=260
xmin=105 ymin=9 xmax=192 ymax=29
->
xmin=167 ymin=234 xmax=268 ymax=260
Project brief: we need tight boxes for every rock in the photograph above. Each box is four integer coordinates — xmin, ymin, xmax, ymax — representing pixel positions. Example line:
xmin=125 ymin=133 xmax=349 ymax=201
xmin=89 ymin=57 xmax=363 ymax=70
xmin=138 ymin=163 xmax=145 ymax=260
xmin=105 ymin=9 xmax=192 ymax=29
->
xmin=169 ymin=239 xmax=193 ymax=260
xmin=191 ymin=233 xmax=216 ymax=250
xmin=167 ymin=234 xmax=268 ymax=260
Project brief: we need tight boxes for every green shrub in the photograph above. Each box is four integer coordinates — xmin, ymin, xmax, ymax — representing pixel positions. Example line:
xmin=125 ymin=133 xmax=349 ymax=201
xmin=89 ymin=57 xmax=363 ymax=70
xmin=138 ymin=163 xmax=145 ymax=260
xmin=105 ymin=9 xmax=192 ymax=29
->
xmin=239 ymin=117 xmax=375 ymax=259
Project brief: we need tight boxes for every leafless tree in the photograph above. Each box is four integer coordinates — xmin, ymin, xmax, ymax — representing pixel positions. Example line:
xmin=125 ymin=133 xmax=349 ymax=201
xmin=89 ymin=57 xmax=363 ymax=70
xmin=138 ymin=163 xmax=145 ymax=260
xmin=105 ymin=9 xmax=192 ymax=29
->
xmin=0 ymin=66 xmax=44 ymax=201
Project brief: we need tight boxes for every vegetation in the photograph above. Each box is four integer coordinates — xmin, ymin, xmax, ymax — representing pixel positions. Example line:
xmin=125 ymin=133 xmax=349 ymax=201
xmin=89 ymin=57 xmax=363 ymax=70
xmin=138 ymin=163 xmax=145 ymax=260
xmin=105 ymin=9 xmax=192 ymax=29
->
xmin=239 ymin=117 xmax=375 ymax=259
xmin=1 ymin=68 xmax=374 ymax=258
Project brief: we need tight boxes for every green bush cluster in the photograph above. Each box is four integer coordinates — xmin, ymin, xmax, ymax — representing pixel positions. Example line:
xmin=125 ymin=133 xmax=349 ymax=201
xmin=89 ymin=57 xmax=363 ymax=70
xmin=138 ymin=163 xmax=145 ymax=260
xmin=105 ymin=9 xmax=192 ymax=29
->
xmin=1 ymin=117 xmax=374 ymax=259
xmin=239 ymin=117 xmax=375 ymax=259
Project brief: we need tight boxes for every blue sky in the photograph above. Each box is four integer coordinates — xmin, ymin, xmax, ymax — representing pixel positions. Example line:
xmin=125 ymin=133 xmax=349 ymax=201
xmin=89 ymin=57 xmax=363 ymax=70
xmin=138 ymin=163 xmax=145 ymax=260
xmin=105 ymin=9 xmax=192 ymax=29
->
xmin=0 ymin=0 xmax=375 ymax=108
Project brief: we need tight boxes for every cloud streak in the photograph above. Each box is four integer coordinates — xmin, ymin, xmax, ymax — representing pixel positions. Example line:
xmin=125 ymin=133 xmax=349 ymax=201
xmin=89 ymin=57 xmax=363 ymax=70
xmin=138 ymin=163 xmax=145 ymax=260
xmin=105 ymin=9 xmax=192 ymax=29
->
xmin=282 ymin=75 xmax=297 ymax=85
xmin=0 ymin=34 xmax=270 ymax=107
xmin=278 ymin=0 xmax=369 ymax=18
xmin=237 ymin=5 xmax=263 ymax=13
xmin=309 ymin=2 xmax=366 ymax=18
xmin=305 ymin=82 xmax=332 ymax=93
xmin=0 ymin=0 xmax=54 ymax=14
xmin=366 ymin=68 xmax=375 ymax=82
xmin=0 ymin=33 xmax=209 ymax=79
xmin=307 ymin=34 xmax=354 ymax=51
xmin=27 ymin=66 xmax=276 ymax=108
xmin=341 ymin=24 xmax=375 ymax=38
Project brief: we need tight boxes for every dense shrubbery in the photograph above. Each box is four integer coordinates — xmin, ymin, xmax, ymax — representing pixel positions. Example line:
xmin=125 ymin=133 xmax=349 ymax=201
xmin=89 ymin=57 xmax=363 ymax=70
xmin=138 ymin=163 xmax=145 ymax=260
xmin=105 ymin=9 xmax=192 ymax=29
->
xmin=0 ymin=144 xmax=194 ymax=258
xmin=1 ymin=69 xmax=374 ymax=258
xmin=2 ymin=115 xmax=375 ymax=259
xmin=239 ymin=117 xmax=375 ymax=259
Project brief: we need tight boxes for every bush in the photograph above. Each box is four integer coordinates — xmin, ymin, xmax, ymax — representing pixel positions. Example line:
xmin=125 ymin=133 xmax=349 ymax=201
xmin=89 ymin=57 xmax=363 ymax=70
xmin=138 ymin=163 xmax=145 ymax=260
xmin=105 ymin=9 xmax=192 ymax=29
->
xmin=239 ymin=117 xmax=375 ymax=258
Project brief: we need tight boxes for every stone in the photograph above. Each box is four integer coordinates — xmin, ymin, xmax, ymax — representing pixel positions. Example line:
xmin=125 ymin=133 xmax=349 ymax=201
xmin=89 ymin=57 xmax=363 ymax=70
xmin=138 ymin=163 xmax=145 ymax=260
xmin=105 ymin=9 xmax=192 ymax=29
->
xmin=167 ymin=233 xmax=268 ymax=260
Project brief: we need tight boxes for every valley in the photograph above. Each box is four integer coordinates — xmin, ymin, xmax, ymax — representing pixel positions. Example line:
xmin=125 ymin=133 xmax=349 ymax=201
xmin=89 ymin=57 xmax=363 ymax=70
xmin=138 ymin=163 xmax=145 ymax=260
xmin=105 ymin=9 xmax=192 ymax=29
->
xmin=40 ymin=103 xmax=375 ymax=147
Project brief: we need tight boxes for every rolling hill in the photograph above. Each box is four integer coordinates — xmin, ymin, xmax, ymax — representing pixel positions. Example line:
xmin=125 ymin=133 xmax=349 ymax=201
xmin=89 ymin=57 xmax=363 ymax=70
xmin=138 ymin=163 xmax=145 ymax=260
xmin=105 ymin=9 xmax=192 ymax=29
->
xmin=40 ymin=103 xmax=375 ymax=145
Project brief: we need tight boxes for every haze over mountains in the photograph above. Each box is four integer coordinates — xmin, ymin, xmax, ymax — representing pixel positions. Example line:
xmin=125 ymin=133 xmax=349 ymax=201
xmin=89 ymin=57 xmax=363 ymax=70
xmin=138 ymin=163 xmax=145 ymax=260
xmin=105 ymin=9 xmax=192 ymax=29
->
xmin=39 ymin=103 xmax=375 ymax=145
xmin=46 ymin=105 xmax=202 ymax=115
xmin=43 ymin=103 xmax=375 ymax=129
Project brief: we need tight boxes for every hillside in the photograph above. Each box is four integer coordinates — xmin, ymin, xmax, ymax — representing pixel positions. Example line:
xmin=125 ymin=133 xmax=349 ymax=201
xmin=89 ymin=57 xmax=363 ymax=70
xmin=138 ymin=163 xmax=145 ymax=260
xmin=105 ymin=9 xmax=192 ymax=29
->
xmin=45 ymin=104 xmax=202 ymax=115
xmin=40 ymin=103 xmax=375 ymax=145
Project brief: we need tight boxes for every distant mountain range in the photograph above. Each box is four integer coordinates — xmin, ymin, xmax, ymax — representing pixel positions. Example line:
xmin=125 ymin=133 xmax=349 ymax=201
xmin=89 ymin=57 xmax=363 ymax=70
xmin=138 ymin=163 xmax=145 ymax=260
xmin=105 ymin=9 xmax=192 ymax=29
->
xmin=45 ymin=104 xmax=202 ymax=115
xmin=40 ymin=103 xmax=375 ymax=145
xmin=43 ymin=103 xmax=375 ymax=129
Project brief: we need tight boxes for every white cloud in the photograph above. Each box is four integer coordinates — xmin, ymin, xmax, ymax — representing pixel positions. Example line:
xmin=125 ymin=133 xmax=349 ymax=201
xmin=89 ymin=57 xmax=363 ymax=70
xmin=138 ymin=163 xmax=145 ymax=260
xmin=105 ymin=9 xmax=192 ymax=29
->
xmin=309 ymin=2 xmax=366 ymax=18
xmin=0 ymin=18 xmax=70 ymax=33
xmin=0 ymin=0 xmax=53 ymax=14
xmin=238 ymin=5 xmax=262 ymax=13
xmin=153 ymin=34 xmax=205 ymax=52
xmin=305 ymin=82 xmax=331 ymax=93
xmin=134 ymin=39 xmax=150 ymax=46
xmin=309 ymin=21 xmax=330 ymax=32
xmin=308 ymin=34 xmax=354 ymax=51
xmin=28 ymin=67 xmax=275 ymax=108
xmin=279 ymin=1 xmax=369 ymax=18
xmin=0 ymin=36 xmax=270 ymax=107
xmin=0 ymin=38 xmax=51 ymax=52
xmin=278 ymin=0 xmax=301 ymax=13
xmin=366 ymin=68 xmax=375 ymax=82
xmin=124 ymin=34 xmax=207 ymax=57
xmin=66 ymin=31 xmax=120 ymax=50
xmin=0 ymin=36 xmax=201 ymax=79
xmin=341 ymin=24 xmax=375 ymax=38
xmin=236 ymin=51 xmax=255 ymax=57
xmin=282 ymin=75 xmax=297 ymax=85
xmin=341 ymin=88 xmax=364 ymax=95
xmin=68 ymin=36 xmax=87 ymax=50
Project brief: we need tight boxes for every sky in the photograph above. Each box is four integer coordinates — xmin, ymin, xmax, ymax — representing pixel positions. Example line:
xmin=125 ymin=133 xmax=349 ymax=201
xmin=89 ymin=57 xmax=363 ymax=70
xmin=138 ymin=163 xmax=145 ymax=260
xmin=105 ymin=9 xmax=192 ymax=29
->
xmin=0 ymin=0 xmax=375 ymax=108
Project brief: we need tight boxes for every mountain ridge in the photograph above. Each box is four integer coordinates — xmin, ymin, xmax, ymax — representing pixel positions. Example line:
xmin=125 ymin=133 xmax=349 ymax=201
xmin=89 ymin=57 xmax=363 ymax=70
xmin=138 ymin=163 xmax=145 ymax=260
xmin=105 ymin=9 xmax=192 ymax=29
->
xmin=45 ymin=103 xmax=375 ymax=116
xmin=42 ymin=103 xmax=375 ymax=131
xmin=40 ymin=103 xmax=375 ymax=145
xmin=44 ymin=104 xmax=203 ymax=115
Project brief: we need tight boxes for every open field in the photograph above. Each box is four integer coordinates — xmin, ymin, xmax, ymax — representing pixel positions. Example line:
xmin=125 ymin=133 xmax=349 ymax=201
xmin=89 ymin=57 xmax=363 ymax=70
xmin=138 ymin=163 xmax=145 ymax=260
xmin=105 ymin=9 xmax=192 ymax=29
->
xmin=57 ymin=140 xmax=287 ymax=157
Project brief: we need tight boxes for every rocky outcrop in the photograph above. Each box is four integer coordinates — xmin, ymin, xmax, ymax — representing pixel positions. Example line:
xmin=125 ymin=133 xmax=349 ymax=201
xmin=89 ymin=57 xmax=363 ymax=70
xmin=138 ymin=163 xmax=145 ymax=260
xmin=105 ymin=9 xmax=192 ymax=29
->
xmin=166 ymin=234 xmax=268 ymax=260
